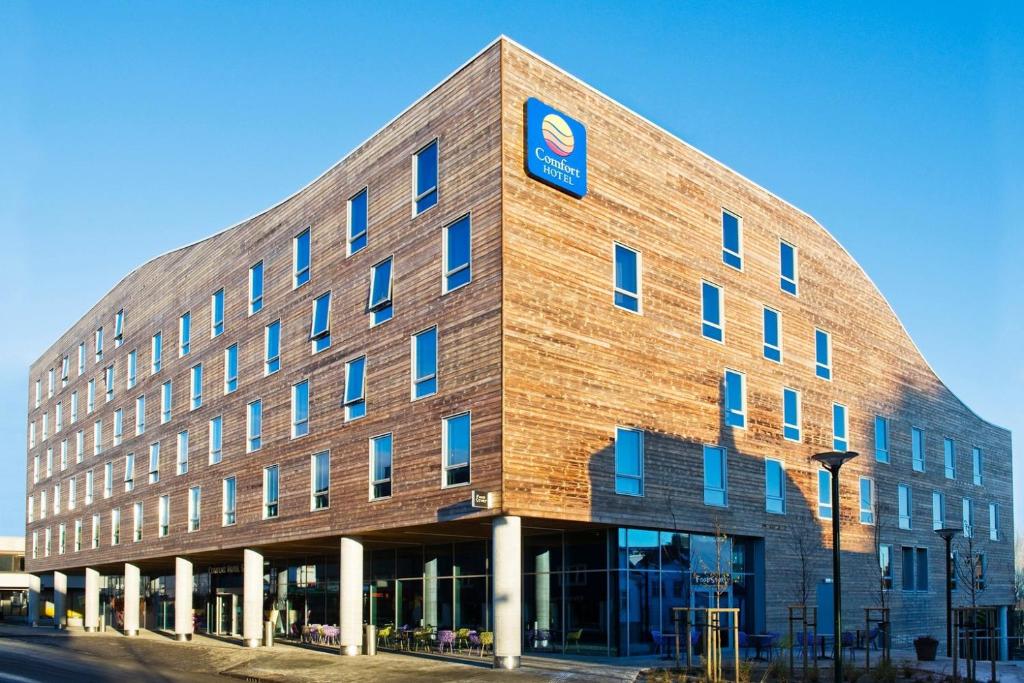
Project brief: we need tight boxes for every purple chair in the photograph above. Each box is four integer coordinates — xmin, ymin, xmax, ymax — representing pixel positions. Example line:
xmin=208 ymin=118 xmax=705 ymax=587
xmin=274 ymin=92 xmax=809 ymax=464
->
xmin=437 ymin=629 xmax=456 ymax=654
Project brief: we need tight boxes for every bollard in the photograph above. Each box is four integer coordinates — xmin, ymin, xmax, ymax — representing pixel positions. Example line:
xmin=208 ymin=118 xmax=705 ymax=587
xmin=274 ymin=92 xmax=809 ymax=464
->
xmin=364 ymin=624 xmax=377 ymax=656
xmin=264 ymin=620 xmax=273 ymax=647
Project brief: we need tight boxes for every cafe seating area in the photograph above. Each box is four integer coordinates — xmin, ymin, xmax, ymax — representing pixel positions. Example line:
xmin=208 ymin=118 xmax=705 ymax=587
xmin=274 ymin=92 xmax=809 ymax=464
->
xmin=375 ymin=624 xmax=495 ymax=657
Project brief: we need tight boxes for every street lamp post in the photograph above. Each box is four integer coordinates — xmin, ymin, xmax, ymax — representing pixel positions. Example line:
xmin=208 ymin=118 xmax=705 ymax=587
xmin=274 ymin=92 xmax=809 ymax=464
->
xmin=935 ymin=527 xmax=959 ymax=657
xmin=811 ymin=450 xmax=859 ymax=683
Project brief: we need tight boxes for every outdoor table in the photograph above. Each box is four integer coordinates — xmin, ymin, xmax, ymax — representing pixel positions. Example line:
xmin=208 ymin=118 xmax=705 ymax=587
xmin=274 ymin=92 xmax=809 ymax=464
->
xmin=749 ymin=633 xmax=773 ymax=660
xmin=661 ymin=632 xmax=679 ymax=660
xmin=817 ymin=634 xmax=834 ymax=659
xmin=856 ymin=629 xmax=866 ymax=649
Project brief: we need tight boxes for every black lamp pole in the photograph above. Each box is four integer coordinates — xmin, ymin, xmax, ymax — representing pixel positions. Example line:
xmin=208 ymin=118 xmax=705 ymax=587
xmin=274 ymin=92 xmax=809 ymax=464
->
xmin=812 ymin=450 xmax=859 ymax=683
xmin=935 ymin=527 xmax=959 ymax=657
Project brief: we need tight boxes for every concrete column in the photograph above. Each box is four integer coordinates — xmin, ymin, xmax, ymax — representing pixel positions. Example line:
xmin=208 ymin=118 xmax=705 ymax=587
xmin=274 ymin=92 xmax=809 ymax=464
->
xmin=999 ymin=606 xmax=1009 ymax=660
xmin=84 ymin=568 xmax=100 ymax=631
xmin=535 ymin=550 xmax=551 ymax=632
xmin=493 ymin=515 xmax=522 ymax=670
xmin=339 ymin=536 xmax=363 ymax=656
xmin=242 ymin=548 xmax=263 ymax=648
xmin=424 ymin=557 xmax=438 ymax=628
xmin=27 ymin=574 xmax=40 ymax=626
xmin=53 ymin=571 xmax=67 ymax=629
xmin=276 ymin=570 xmax=288 ymax=634
xmin=175 ymin=557 xmax=194 ymax=641
xmin=123 ymin=563 xmax=140 ymax=636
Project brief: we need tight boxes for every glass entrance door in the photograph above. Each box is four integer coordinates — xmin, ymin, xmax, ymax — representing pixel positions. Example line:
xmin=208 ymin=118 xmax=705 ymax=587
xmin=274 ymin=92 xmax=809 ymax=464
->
xmin=215 ymin=593 xmax=235 ymax=635
xmin=692 ymin=584 xmax=734 ymax=650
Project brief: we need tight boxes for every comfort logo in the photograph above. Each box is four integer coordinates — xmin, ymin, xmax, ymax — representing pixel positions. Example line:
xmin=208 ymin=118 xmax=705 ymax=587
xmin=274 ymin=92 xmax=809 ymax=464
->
xmin=541 ymin=113 xmax=574 ymax=157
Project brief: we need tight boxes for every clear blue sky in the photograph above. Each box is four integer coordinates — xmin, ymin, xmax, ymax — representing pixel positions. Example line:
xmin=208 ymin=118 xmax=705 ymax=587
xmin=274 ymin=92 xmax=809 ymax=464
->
xmin=1 ymin=2 xmax=1021 ymax=539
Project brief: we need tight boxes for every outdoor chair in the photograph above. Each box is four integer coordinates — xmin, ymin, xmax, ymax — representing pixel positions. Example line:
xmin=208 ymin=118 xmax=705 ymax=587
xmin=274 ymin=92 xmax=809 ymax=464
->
xmin=737 ymin=631 xmax=750 ymax=659
xmin=766 ymin=631 xmax=781 ymax=659
xmin=323 ymin=625 xmax=340 ymax=647
xmin=651 ymin=629 xmax=664 ymax=655
xmin=565 ymin=628 xmax=583 ymax=653
xmin=413 ymin=627 xmax=432 ymax=652
xmin=455 ymin=627 xmax=471 ymax=652
xmin=437 ymin=629 xmax=456 ymax=654
xmin=377 ymin=625 xmax=393 ymax=649
xmin=866 ymin=627 xmax=881 ymax=650
xmin=796 ymin=630 xmax=816 ymax=659
xmin=477 ymin=631 xmax=494 ymax=657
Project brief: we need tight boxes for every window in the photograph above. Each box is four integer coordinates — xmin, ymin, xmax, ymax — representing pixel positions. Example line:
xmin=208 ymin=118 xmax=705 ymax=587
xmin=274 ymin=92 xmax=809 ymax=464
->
xmin=114 ymin=309 xmax=124 ymax=347
xmin=40 ymin=490 xmax=47 ymax=518
xmin=179 ymin=312 xmax=191 ymax=356
xmin=113 ymin=409 xmax=124 ymax=446
xmin=85 ymin=469 xmax=94 ymax=505
xmin=161 ymin=381 xmax=172 ymax=423
xmin=370 ymin=433 xmax=393 ymax=500
xmin=29 ymin=422 xmax=36 ymax=449
xmin=151 ymin=332 xmax=162 ymax=373
xmin=60 ymin=440 xmax=68 ymax=471
xmin=249 ymin=261 xmax=264 ymax=314
xmin=127 ymin=350 xmax=137 ymax=389
xmin=944 ymin=438 xmax=956 ymax=480
xmin=68 ymin=478 xmax=76 ymax=509
xmin=47 ymin=446 xmax=53 ymax=476
xmin=916 ymin=548 xmax=929 ymax=591
xmin=71 ymin=391 xmax=79 ymax=423
xmin=263 ymin=465 xmax=279 ymax=519
xmin=972 ymin=447 xmax=983 ymax=485
xmin=53 ymin=483 xmax=60 ymax=514
xmin=933 ymin=491 xmax=945 ymax=530
xmin=411 ymin=327 xmax=438 ymax=400
xmin=209 ymin=416 xmax=223 ymax=464
xmin=148 ymin=442 xmax=160 ymax=484
xmin=613 ymin=243 xmax=641 ymax=313
xmin=780 ymin=240 xmax=798 ymax=295
xmin=28 ymin=496 xmax=34 ymax=523
xmin=311 ymin=451 xmax=330 ymax=510
xmin=190 ymin=364 xmax=203 ymax=409
xmin=87 ymin=379 xmax=95 ymax=413
xmin=762 ymin=307 xmax=782 ymax=362
xmin=35 ymin=378 xmax=41 ymax=407
xmin=93 ymin=420 xmax=102 ymax=455
xmin=135 ymin=395 xmax=146 ymax=435
xmin=133 ymin=502 xmax=143 ymax=542
xmin=265 ymin=321 xmax=281 ymax=374
xmin=111 ymin=508 xmax=120 ymax=545
xmin=55 ymin=402 xmax=64 ymax=431
xmin=188 ymin=486 xmax=201 ymax=532
xmin=832 ymin=403 xmax=848 ymax=451
xmin=61 ymin=355 xmax=69 ymax=387
xmin=74 ymin=519 xmax=82 ymax=552
xmin=91 ymin=514 xmax=100 ymax=549
xmin=815 ymin=329 xmax=832 ymax=380
xmin=703 ymin=445 xmax=728 ymax=507
xmin=765 ymin=458 xmax=785 ymax=514
xmin=32 ymin=531 xmax=37 ymax=559
xmin=224 ymin=344 xmax=238 ymax=394
xmin=43 ymin=412 xmax=49 ymax=441
xmin=902 ymin=546 xmax=928 ymax=591
xmin=368 ymin=258 xmax=394 ymax=325
xmin=291 ymin=381 xmax=309 ymax=438
xmin=210 ymin=289 xmax=225 ymax=337
xmin=159 ymin=495 xmax=169 ymax=537
xmin=222 ymin=477 xmax=236 ymax=525
xmin=343 ymin=357 xmax=366 ymax=421
xmin=612 ymin=426 xmax=644 ymax=496
xmin=701 ymin=280 xmax=724 ymax=341
xmin=347 ymin=188 xmax=368 ymax=255
xmin=413 ymin=139 xmax=438 ymax=215
xmin=59 ymin=523 xmax=66 ymax=554
xmin=443 ymin=412 xmax=472 ymax=487
xmin=293 ymin=228 xmax=311 ymax=288
xmin=247 ymin=400 xmax=262 ymax=452
xmin=104 ymin=365 xmax=114 ymax=402
xmin=990 ymin=503 xmax=1000 ymax=541
xmin=898 ymin=484 xmax=912 ymax=529
xmin=962 ymin=498 xmax=974 ymax=538
xmin=177 ymin=430 xmax=189 ymax=475
xmin=722 ymin=369 xmax=746 ymax=428
xmin=310 ymin=292 xmax=332 ymax=352
xmin=722 ymin=210 xmax=742 ymax=269
xmin=818 ymin=469 xmax=833 ymax=519
xmin=859 ymin=477 xmax=875 ymax=524
xmin=912 ymin=427 xmax=925 ymax=472
xmin=95 ymin=327 xmax=104 ymax=362
xmin=874 ymin=416 xmax=890 ymax=463
xmin=443 ymin=214 xmax=472 ymax=292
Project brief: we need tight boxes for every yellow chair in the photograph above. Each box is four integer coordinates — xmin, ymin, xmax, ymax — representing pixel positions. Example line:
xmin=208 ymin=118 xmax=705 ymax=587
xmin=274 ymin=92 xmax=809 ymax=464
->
xmin=455 ymin=627 xmax=471 ymax=652
xmin=565 ymin=628 xmax=583 ymax=653
xmin=377 ymin=625 xmax=393 ymax=649
xmin=477 ymin=631 xmax=494 ymax=657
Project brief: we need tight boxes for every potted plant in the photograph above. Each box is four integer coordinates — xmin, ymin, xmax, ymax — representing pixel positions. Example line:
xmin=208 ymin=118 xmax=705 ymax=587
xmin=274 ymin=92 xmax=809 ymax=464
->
xmin=914 ymin=635 xmax=939 ymax=661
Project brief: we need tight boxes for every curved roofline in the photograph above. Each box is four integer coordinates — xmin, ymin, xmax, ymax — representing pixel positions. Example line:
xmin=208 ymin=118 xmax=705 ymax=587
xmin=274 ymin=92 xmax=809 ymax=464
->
xmin=42 ymin=35 xmax=1007 ymax=434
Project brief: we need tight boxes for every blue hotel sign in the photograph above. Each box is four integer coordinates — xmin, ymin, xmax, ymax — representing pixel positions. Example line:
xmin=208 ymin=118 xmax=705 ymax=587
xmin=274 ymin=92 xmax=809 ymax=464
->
xmin=525 ymin=97 xmax=587 ymax=198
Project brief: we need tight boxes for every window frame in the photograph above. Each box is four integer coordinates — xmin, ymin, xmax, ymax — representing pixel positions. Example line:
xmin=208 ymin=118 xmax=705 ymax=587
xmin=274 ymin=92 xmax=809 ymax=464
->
xmin=177 ymin=430 xmax=189 ymax=476
xmin=911 ymin=427 xmax=925 ymax=472
xmin=815 ymin=328 xmax=832 ymax=380
xmin=442 ymin=411 xmax=472 ymax=489
xmin=765 ymin=457 xmax=786 ymax=515
xmin=293 ymin=227 xmax=311 ymax=289
xmin=224 ymin=344 xmax=238 ymax=394
xmin=347 ymin=187 xmax=368 ymax=256
xmin=721 ymin=209 xmax=743 ymax=270
xmin=265 ymin=320 xmax=282 ymax=375
xmin=343 ymin=356 xmax=367 ymax=422
xmin=612 ymin=242 xmax=642 ymax=314
xmin=703 ymin=444 xmax=728 ymax=507
xmin=898 ymin=483 xmax=913 ymax=530
xmin=188 ymin=486 xmax=201 ymax=532
xmin=442 ymin=213 xmax=472 ymax=294
xmin=208 ymin=415 xmax=223 ymax=465
xmin=614 ymin=426 xmax=644 ymax=497
xmin=723 ymin=369 xmax=746 ymax=429
xmin=700 ymin=280 xmax=724 ymax=342
xmin=310 ymin=291 xmax=332 ymax=353
xmin=210 ymin=288 xmax=225 ymax=338
xmin=780 ymin=239 xmax=798 ymax=295
xmin=222 ymin=476 xmax=237 ymax=526
xmin=249 ymin=260 xmax=264 ymax=315
xmin=291 ymin=380 xmax=310 ymax=439
xmin=832 ymin=402 xmax=849 ymax=451
xmin=190 ymin=364 xmax=203 ymax=410
xmin=859 ymin=477 xmax=875 ymax=525
xmin=369 ymin=432 xmax=393 ymax=501
xmin=161 ymin=381 xmax=172 ymax=424
xmin=932 ymin=490 xmax=945 ymax=530
xmin=311 ymin=451 xmax=330 ymax=511
xmin=412 ymin=138 xmax=439 ymax=216
xmin=179 ymin=311 xmax=191 ymax=357
xmin=368 ymin=258 xmax=395 ymax=326
xmin=875 ymin=415 xmax=890 ymax=463
xmin=818 ymin=468 xmax=833 ymax=520
xmin=151 ymin=331 xmax=163 ymax=374
xmin=762 ymin=306 xmax=782 ymax=362
xmin=247 ymin=399 xmax=262 ymax=453
xmin=263 ymin=464 xmax=280 ymax=520
xmin=782 ymin=387 xmax=801 ymax=442
xmin=411 ymin=326 xmax=438 ymax=400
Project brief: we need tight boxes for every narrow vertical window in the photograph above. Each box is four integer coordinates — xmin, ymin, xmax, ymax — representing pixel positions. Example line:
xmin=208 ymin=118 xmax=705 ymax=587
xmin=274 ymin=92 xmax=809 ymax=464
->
xmin=413 ymin=139 xmax=438 ymax=215
xmin=249 ymin=261 xmax=264 ymax=315
xmin=932 ymin=491 xmax=945 ymax=530
xmin=208 ymin=416 xmax=223 ymax=464
xmin=161 ymin=381 xmax=172 ymax=423
xmin=815 ymin=329 xmax=832 ymax=380
xmin=113 ymin=409 xmax=123 ymax=446
xmin=347 ymin=188 xmax=368 ymax=255
xmin=133 ymin=502 xmax=143 ymax=542
xmin=222 ymin=477 xmax=236 ymax=525
xmin=159 ymin=495 xmax=169 ymax=537
xmin=901 ymin=547 xmax=915 ymax=591
xmin=762 ymin=307 xmax=782 ymax=362
xmin=370 ymin=433 xmax=393 ymax=500
xmin=85 ymin=470 xmax=94 ymax=505
xmin=818 ymin=469 xmax=833 ymax=519
xmin=78 ymin=342 xmax=86 ymax=375
xmin=71 ymin=391 xmax=79 ymax=422
xmin=291 ymin=380 xmax=309 ymax=438
xmin=263 ymin=465 xmax=279 ymax=519
xmin=944 ymin=438 xmax=956 ymax=480
xmin=93 ymin=421 xmax=102 ymax=455
xmin=190 ymin=364 xmax=203 ymax=410
xmin=832 ymin=403 xmax=848 ymax=451
xmin=310 ymin=292 xmax=332 ymax=352
xmin=293 ymin=228 xmax=311 ymax=288
xmin=56 ymin=402 xmax=64 ymax=431
xmin=723 ymin=369 xmax=746 ymax=428
xmin=61 ymin=355 xmax=69 ymax=387
xmin=224 ymin=344 xmax=238 ymax=394
xmin=87 ymin=379 xmax=95 ymax=413
xmin=765 ymin=458 xmax=785 ymax=514
xmin=127 ymin=350 xmax=137 ymax=389
xmin=703 ymin=445 xmax=728 ymax=507
xmin=177 ymin=430 xmax=189 ymax=475
xmin=104 ymin=365 xmax=114 ymax=402
xmin=148 ymin=442 xmax=160 ymax=484
xmin=411 ymin=327 xmax=438 ymax=399
xmin=179 ymin=312 xmax=191 ymax=357
xmin=916 ymin=548 xmax=929 ymax=591
xmin=68 ymin=479 xmax=76 ymax=509
xmin=443 ymin=412 xmax=472 ymax=487
xmin=247 ymin=400 xmax=262 ymax=452
xmin=875 ymin=416 xmax=890 ymax=463
xmin=91 ymin=515 xmax=100 ymax=549
xmin=990 ymin=503 xmax=1000 ymax=541
xmin=151 ymin=331 xmax=162 ymax=373
xmin=74 ymin=519 xmax=82 ymax=552
xmin=972 ymin=447 xmax=983 ymax=485
xmin=701 ymin=281 xmax=724 ymax=341
xmin=780 ymin=240 xmax=798 ymax=295
xmin=722 ymin=210 xmax=742 ymax=269
xmin=95 ymin=327 xmax=104 ymax=363
xmin=859 ymin=477 xmax=875 ymax=524
xmin=898 ymin=484 xmax=912 ymax=529
xmin=311 ymin=451 xmax=330 ymax=510
xmin=188 ymin=487 xmax=201 ymax=532
xmin=114 ymin=309 xmax=125 ymax=347
xmin=135 ymin=395 xmax=146 ymax=435
xmin=59 ymin=523 xmax=66 ymax=554
xmin=912 ymin=427 xmax=925 ymax=472
xmin=343 ymin=357 xmax=367 ymax=422
xmin=368 ymin=258 xmax=394 ymax=325
xmin=613 ymin=243 xmax=641 ymax=313
xmin=962 ymin=498 xmax=974 ymax=537
xmin=442 ymin=214 xmax=472 ymax=292
xmin=211 ymin=289 xmax=225 ymax=337
xmin=265 ymin=320 xmax=281 ymax=375
xmin=104 ymin=461 xmax=113 ymax=499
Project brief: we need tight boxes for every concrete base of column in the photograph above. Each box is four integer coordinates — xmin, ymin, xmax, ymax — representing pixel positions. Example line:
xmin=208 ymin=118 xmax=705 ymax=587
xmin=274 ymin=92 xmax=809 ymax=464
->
xmin=243 ymin=638 xmax=261 ymax=648
xmin=175 ymin=633 xmax=191 ymax=642
xmin=340 ymin=644 xmax=360 ymax=656
xmin=84 ymin=626 xmax=97 ymax=633
xmin=125 ymin=629 xmax=139 ymax=637
xmin=494 ymin=655 xmax=521 ymax=670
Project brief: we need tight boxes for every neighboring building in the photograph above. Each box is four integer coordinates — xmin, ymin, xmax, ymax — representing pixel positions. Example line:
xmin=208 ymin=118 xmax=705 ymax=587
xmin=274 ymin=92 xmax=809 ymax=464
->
xmin=0 ymin=536 xmax=28 ymax=620
xmin=23 ymin=37 xmax=1013 ymax=664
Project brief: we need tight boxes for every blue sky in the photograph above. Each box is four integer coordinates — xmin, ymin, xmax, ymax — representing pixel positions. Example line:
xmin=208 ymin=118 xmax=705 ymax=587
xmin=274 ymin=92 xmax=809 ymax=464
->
xmin=1 ymin=2 xmax=1021 ymax=539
